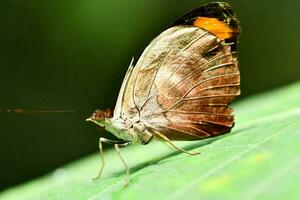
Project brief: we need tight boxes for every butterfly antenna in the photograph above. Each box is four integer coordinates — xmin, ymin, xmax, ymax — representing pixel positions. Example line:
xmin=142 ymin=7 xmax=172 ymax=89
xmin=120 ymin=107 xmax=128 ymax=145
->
xmin=7 ymin=108 xmax=81 ymax=114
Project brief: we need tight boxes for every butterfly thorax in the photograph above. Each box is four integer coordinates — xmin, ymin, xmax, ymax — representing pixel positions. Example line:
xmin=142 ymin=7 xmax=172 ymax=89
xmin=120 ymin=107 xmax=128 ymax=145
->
xmin=86 ymin=109 xmax=153 ymax=144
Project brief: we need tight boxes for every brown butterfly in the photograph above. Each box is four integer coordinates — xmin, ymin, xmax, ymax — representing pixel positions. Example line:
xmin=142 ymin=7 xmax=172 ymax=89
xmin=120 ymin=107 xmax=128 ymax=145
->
xmin=86 ymin=2 xmax=240 ymax=183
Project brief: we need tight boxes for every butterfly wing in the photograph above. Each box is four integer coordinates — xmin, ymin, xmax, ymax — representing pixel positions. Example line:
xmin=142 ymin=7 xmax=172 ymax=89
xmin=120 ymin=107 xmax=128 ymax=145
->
xmin=116 ymin=2 xmax=240 ymax=140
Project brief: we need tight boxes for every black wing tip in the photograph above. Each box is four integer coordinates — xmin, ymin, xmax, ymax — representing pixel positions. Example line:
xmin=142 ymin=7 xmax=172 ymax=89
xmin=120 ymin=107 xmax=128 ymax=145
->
xmin=170 ymin=2 xmax=240 ymax=31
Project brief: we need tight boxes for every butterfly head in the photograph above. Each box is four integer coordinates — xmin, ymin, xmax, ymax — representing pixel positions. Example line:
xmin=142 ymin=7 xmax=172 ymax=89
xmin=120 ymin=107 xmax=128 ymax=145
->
xmin=86 ymin=108 xmax=113 ymax=128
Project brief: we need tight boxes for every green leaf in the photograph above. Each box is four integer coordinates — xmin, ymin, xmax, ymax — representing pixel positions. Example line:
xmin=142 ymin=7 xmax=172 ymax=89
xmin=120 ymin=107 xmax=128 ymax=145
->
xmin=1 ymin=82 xmax=300 ymax=200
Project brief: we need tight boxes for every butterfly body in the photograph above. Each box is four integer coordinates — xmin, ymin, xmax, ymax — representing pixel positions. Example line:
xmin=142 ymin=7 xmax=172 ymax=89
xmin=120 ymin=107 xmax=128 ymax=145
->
xmin=94 ymin=116 xmax=152 ymax=144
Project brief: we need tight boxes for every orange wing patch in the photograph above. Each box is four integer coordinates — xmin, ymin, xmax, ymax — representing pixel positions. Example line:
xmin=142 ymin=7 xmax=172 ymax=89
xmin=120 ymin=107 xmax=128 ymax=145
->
xmin=193 ymin=17 xmax=236 ymax=39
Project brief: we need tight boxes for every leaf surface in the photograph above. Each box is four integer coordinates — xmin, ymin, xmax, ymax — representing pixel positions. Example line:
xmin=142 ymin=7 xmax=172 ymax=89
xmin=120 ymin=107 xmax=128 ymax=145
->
xmin=1 ymin=82 xmax=300 ymax=200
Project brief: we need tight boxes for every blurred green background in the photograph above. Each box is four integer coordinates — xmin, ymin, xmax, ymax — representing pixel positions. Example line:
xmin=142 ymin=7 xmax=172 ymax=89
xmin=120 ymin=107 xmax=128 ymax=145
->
xmin=0 ymin=0 xmax=299 ymax=191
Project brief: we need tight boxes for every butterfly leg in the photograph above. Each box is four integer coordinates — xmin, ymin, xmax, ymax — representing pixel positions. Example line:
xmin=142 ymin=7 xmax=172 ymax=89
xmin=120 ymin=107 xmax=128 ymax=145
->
xmin=114 ymin=142 xmax=131 ymax=186
xmin=94 ymin=137 xmax=130 ymax=181
xmin=154 ymin=131 xmax=200 ymax=156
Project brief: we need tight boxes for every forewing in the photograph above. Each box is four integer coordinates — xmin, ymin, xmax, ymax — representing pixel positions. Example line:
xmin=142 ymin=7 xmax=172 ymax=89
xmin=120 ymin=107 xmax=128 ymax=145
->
xmin=118 ymin=2 xmax=240 ymax=140
xmin=118 ymin=26 xmax=207 ymax=121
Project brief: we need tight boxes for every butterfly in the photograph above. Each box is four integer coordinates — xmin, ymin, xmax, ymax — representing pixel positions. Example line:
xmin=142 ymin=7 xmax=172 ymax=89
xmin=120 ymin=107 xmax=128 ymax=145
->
xmin=86 ymin=2 xmax=240 ymax=183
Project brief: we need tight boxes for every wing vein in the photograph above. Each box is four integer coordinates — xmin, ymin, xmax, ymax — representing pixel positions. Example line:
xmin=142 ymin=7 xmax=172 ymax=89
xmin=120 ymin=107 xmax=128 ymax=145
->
xmin=141 ymin=52 xmax=236 ymax=110
xmin=139 ymin=30 xmax=199 ymax=109
xmin=155 ymin=124 xmax=208 ymax=138
xmin=167 ymin=72 xmax=240 ymax=110
xmin=148 ymin=110 xmax=232 ymax=117
xmin=155 ymin=31 xmax=210 ymax=93
xmin=184 ymin=94 xmax=239 ymax=100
